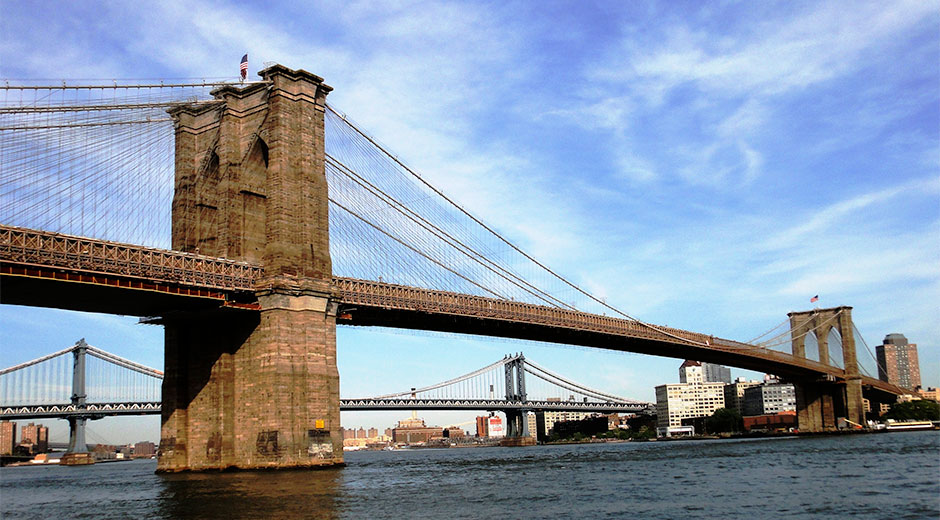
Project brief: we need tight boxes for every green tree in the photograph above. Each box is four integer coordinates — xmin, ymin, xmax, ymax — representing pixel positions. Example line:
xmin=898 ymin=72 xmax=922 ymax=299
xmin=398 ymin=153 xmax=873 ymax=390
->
xmin=706 ymin=408 xmax=743 ymax=433
xmin=884 ymin=400 xmax=940 ymax=421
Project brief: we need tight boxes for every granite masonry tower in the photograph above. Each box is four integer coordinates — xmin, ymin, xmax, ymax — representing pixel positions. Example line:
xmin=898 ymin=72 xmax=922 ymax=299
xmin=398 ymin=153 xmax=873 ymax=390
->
xmin=158 ymin=65 xmax=342 ymax=471
xmin=787 ymin=306 xmax=864 ymax=432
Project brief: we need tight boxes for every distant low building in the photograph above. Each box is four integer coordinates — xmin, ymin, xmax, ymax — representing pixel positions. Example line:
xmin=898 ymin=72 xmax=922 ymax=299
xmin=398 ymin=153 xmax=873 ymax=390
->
xmin=392 ymin=417 xmax=443 ymax=444
xmin=917 ymin=387 xmax=939 ymax=402
xmin=551 ymin=416 xmax=608 ymax=439
xmin=134 ymin=441 xmax=156 ymax=458
xmin=443 ymin=427 xmax=465 ymax=439
xmin=537 ymin=398 xmax=596 ymax=438
xmin=742 ymin=411 xmax=797 ymax=432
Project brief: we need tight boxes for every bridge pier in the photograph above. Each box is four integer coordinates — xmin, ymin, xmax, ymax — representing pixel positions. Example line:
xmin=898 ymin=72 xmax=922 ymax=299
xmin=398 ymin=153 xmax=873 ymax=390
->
xmin=159 ymin=65 xmax=342 ymax=471
xmin=62 ymin=340 xmax=94 ymax=465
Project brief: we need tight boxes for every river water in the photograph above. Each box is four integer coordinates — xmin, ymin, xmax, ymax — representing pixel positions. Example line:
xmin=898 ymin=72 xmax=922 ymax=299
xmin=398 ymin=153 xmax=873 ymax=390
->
xmin=1 ymin=431 xmax=937 ymax=519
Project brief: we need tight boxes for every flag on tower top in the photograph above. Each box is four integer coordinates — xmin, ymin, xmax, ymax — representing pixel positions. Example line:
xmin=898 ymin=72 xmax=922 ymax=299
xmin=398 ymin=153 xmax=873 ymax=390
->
xmin=810 ymin=295 xmax=819 ymax=303
xmin=240 ymin=54 xmax=248 ymax=81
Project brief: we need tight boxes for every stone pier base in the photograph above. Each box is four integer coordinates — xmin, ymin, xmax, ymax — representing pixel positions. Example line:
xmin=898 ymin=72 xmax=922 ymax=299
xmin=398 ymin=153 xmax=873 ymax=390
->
xmin=500 ymin=437 xmax=537 ymax=447
xmin=795 ymin=378 xmax=865 ymax=433
xmin=61 ymin=452 xmax=95 ymax=466
xmin=158 ymin=289 xmax=343 ymax=472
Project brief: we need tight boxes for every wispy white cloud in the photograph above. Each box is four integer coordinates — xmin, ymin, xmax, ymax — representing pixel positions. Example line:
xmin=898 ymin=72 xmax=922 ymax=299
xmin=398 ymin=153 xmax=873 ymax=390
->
xmin=763 ymin=177 xmax=939 ymax=250
xmin=573 ymin=1 xmax=938 ymax=187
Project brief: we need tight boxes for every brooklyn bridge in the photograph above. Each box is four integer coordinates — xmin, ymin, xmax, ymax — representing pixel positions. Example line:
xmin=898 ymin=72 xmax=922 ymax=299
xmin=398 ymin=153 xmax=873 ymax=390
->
xmin=0 ymin=65 xmax=908 ymax=471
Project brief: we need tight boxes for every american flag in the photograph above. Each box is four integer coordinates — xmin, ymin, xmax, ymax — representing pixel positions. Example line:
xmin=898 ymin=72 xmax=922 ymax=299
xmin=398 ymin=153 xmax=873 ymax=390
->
xmin=240 ymin=54 xmax=248 ymax=80
xmin=810 ymin=295 xmax=819 ymax=303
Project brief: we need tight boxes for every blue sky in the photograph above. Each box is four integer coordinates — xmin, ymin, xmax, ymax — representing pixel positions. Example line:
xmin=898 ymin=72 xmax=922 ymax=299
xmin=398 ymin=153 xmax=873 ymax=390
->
xmin=1 ymin=1 xmax=938 ymax=444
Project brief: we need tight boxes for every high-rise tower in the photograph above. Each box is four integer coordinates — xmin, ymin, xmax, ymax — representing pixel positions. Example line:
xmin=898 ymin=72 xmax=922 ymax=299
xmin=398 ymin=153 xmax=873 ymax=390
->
xmin=876 ymin=334 xmax=921 ymax=390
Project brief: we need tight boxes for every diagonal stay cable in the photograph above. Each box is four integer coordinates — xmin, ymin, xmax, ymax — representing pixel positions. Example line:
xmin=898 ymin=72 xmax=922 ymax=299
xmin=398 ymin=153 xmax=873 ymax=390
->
xmin=326 ymin=105 xmax=710 ymax=347
xmin=326 ymin=154 xmax=576 ymax=310
xmin=328 ymin=196 xmax=508 ymax=300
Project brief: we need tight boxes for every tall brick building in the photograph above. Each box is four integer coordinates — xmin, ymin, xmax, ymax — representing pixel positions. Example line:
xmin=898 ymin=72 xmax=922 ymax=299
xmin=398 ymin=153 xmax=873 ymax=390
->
xmin=0 ymin=421 xmax=16 ymax=455
xmin=20 ymin=423 xmax=48 ymax=454
xmin=876 ymin=334 xmax=921 ymax=389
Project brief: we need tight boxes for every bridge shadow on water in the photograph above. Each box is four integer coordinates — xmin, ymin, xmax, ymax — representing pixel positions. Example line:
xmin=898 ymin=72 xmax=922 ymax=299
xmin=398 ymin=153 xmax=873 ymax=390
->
xmin=157 ymin=467 xmax=343 ymax=520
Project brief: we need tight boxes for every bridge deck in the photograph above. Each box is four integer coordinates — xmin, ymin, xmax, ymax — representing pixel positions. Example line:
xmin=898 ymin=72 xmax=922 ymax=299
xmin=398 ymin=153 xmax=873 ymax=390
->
xmin=0 ymin=225 xmax=907 ymax=397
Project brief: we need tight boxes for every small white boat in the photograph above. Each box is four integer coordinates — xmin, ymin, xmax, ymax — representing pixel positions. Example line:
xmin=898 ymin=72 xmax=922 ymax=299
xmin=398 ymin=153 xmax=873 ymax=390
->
xmin=883 ymin=420 xmax=936 ymax=431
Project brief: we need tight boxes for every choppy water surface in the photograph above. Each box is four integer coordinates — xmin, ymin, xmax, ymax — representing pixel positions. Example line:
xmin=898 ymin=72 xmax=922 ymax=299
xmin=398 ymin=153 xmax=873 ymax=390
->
xmin=2 ymin=432 xmax=938 ymax=519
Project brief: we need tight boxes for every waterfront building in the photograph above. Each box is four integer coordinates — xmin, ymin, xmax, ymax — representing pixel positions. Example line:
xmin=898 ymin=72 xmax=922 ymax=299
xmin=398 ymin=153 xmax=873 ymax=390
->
xmin=743 ymin=383 xmax=796 ymax=416
xmin=655 ymin=381 xmax=726 ymax=429
xmin=475 ymin=416 xmax=489 ymax=437
xmin=540 ymin=410 xmax=595 ymax=436
xmin=392 ymin=417 xmax=443 ymax=444
xmin=534 ymin=398 xmax=595 ymax=437
xmin=917 ymin=387 xmax=939 ymax=402
xmin=342 ymin=428 xmax=355 ymax=440
xmin=134 ymin=441 xmax=156 ymax=458
xmin=356 ymin=427 xmax=367 ymax=439
xmin=384 ymin=428 xmax=394 ymax=438
xmin=742 ymin=411 xmax=797 ymax=432
xmin=444 ymin=427 xmax=466 ymax=439
xmin=19 ymin=423 xmax=48 ymax=454
xmin=367 ymin=427 xmax=378 ymax=439
xmin=876 ymin=334 xmax=921 ymax=389
xmin=723 ymin=378 xmax=762 ymax=415
xmin=656 ymin=361 xmax=727 ymax=430
xmin=487 ymin=416 xmax=505 ymax=438
xmin=526 ymin=412 xmax=537 ymax=439
xmin=0 ymin=421 xmax=15 ymax=455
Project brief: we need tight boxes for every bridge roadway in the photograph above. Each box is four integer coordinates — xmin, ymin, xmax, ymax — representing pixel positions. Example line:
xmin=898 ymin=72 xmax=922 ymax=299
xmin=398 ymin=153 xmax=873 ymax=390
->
xmin=1 ymin=399 xmax=647 ymax=420
xmin=0 ymin=225 xmax=906 ymax=400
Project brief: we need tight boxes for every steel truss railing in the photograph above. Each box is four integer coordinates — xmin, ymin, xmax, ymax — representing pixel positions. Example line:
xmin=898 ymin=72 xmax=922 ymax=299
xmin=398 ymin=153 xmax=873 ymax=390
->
xmin=0 ymin=225 xmax=262 ymax=291
xmin=0 ymin=227 xmax=916 ymax=395
xmin=0 ymin=401 xmax=162 ymax=419
xmin=338 ymin=398 xmax=652 ymax=412
xmin=332 ymin=277 xmax=711 ymax=345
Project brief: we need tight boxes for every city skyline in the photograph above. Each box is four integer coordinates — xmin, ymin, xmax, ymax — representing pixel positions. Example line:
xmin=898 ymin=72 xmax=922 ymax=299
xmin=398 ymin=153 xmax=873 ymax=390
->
xmin=1 ymin=1 xmax=938 ymax=443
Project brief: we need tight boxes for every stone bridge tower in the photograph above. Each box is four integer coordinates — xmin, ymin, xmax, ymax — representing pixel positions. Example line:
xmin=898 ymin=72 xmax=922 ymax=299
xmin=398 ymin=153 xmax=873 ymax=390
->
xmin=788 ymin=306 xmax=864 ymax=432
xmin=159 ymin=65 xmax=342 ymax=471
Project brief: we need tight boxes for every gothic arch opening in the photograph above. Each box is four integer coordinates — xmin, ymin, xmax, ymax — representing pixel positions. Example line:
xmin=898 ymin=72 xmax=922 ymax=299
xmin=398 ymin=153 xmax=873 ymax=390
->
xmin=195 ymin=150 xmax=220 ymax=254
xmin=827 ymin=327 xmax=844 ymax=369
xmin=240 ymin=137 xmax=268 ymax=263
xmin=804 ymin=332 xmax=820 ymax=363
